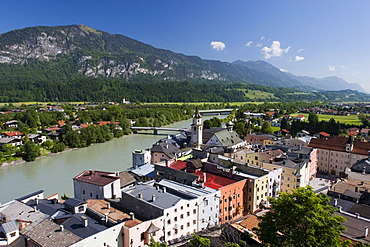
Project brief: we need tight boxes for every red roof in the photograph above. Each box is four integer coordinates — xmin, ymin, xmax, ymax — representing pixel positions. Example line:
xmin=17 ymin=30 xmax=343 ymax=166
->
xmin=309 ymin=136 xmax=370 ymax=155
xmin=193 ymin=171 xmax=237 ymax=190
xmin=296 ymin=115 xmax=305 ymax=118
xmin=73 ymin=170 xmax=120 ymax=186
xmin=97 ymin=121 xmax=119 ymax=126
xmin=319 ymin=132 xmax=330 ymax=137
xmin=169 ymin=160 xmax=188 ymax=171
xmin=282 ymin=129 xmax=290 ymax=133
xmin=348 ymin=131 xmax=358 ymax=137
xmin=4 ymin=131 xmax=23 ymax=137
xmin=80 ymin=124 xmax=91 ymax=128
xmin=58 ymin=120 xmax=66 ymax=127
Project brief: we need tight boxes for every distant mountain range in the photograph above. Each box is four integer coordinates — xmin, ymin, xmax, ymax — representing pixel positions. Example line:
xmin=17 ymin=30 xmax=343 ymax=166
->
xmin=0 ymin=24 xmax=367 ymax=102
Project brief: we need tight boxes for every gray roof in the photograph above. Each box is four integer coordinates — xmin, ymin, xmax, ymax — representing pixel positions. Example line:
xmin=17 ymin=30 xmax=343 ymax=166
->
xmin=128 ymin=163 xmax=155 ymax=178
xmin=158 ymin=179 xmax=215 ymax=198
xmin=0 ymin=200 xmax=47 ymax=223
xmin=31 ymin=199 xmax=65 ymax=217
xmin=212 ymin=129 xmax=243 ymax=147
xmin=23 ymin=219 xmax=82 ymax=247
xmin=348 ymin=204 xmax=370 ymax=219
xmin=1 ymin=220 xmax=18 ymax=234
xmin=150 ymin=140 xmax=181 ymax=159
xmin=27 ymin=134 xmax=40 ymax=139
xmin=64 ymin=198 xmax=86 ymax=208
xmin=0 ymin=137 xmax=16 ymax=144
xmin=329 ymin=197 xmax=355 ymax=212
xmin=123 ymin=183 xmax=182 ymax=210
xmin=343 ymin=189 xmax=362 ymax=199
xmin=335 ymin=212 xmax=370 ymax=244
xmin=62 ymin=214 xmax=108 ymax=239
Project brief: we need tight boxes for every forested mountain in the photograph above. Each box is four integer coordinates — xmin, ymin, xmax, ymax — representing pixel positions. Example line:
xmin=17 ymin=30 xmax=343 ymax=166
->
xmin=0 ymin=24 xmax=367 ymax=102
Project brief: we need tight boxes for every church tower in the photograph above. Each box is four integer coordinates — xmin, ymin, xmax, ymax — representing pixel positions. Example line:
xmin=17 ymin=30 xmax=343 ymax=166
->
xmin=191 ymin=107 xmax=203 ymax=149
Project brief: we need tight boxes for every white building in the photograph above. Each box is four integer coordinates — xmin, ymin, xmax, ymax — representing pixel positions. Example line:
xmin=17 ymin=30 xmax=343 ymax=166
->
xmin=121 ymin=181 xmax=202 ymax=243
xmin=132 ymin=149 xmax=151 ymax=168
xmin=73 ymin=170 xmax=121 ymax=200
xmin=157 ymin=179 xmax=220 ymax=231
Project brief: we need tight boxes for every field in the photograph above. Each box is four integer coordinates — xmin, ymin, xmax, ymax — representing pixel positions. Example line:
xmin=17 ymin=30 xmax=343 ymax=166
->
xmin=290 ymin=113 xmax=362 ymax=125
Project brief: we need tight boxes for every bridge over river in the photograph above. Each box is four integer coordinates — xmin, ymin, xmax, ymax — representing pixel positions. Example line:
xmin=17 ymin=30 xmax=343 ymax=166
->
xmin=131 ymin=126 xmax=188 ymax=135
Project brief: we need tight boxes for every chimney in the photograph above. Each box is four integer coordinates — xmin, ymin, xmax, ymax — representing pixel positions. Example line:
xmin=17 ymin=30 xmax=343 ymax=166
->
xmin=338 ymin=206 xmax=342 ymax=212
xmin=356 ymin=213 xmax=360 ymax=219
xmin=104 ymin=213 xmax=109 ymax=224
xmin=364 ymin=166 xmax=367 ymax=175
xmin=334 ymin=198 xmax=338 ymax=207
xmin=106 ymin=202 xmax=110 ymax=209
xmin=365 ymin=226 xmax=369 ymax=237
xmin=163 ymin=187 xmax=167 ymax=193
xmin=33 ymin=206 xmax=38 ymax=212
xmin=89 ymin=169 xmax=93 ymax=175
xmin=368 ymin=151 xmax=370 ymax=161
xmin=60 ymin=225 xmax=64 ymax=232
xmin=203 ymin=173 xmax=207 ymax=183
xmin=138 ymin=193 xmax=143 ymax=199
xmin=35 ymin=198 xmax=38 ymax=205
xmin=355 ymin=186 xmax=359 ymax=193
xmin=115 ymin=171 xmax=119 ymax=176
xmin=81 ymin=216 xmax=88 ymax=227
xmin=129 ymin=212 xmax=135 ymax=220
xmin=152 ymin=194 xmax=156 ymax=202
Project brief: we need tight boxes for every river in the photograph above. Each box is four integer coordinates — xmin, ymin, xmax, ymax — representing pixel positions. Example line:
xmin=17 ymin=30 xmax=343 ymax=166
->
xmin=0 ymin=115 xmax=226 ymax=203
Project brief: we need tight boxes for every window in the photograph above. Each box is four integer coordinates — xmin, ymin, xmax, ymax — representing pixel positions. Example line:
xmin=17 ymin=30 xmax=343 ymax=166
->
xmin=193 ymin=220 xmax=196 ymax=224
xmin=167 ymin=219 xmax=171 ymax=224
xmin=141 ymin=232 xmax=145 ymax=240
xmin=174 ymin=229 xmax=178 ymax=234
xmin=180 ymin=225 xmax=184 ymax=230
xmin=168 ymin=231 xmax=171 ymax=236
xmin=193 ymin=209 xmax=196 ymax=214
xmin=181 ymin=214 xmax=184 ymax=219
xmin=187 ymin=211 xmax=190 ymax=216
xmin=78 ymin=205 xmax=85 ymax=212
xmin=187 ymin=222 xmax=190 ymax=227
xmin=90 ymin=193 xmax=92 ymax=197
xmin=10 ymin=232 xmax=16 ymax=237
xmin=174 ymin=217 xmax=178 ymax=221
xmin=82 ymin=190 xmax=85 ymax=194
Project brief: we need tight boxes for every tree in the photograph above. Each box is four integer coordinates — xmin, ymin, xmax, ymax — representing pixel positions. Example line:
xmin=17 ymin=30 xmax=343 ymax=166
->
xmin=147 ymin=237 xmax=168 ymax=247
xmin=261 ymin=121 xmax=273 ymax=134
xmin=189 ymin=234 xmax=211 ymax=247
xmin=255 ymin=187 xmax=349 ymax=247
xmin=22 ymin=141 xmax=41 ymax=162
xmin=308 ymin=112 xmax=319 ymax=133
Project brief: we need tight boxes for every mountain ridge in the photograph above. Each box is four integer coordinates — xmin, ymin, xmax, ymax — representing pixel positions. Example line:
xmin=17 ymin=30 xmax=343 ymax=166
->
xmin=0 ymin=24 xmax=366 ymax=94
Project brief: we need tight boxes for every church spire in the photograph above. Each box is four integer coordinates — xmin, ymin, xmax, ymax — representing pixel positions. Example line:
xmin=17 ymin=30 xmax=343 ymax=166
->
xmin=193 ymin=107 xmax=202 ymax=119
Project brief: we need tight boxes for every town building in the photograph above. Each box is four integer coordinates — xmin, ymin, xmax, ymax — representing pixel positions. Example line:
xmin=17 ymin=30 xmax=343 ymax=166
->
xmin=309 ymin=136 xmax=370 ymax=176
xmin=73 ymin=170 xmax=121 ymax=200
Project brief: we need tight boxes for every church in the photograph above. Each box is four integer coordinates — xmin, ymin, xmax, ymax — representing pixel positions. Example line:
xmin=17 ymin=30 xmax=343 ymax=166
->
xmin=189 ymin=108 xmax=245 ymax=152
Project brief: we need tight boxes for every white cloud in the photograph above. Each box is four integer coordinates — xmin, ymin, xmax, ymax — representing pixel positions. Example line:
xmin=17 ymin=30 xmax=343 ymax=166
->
xmin=210 ymin=41 xmax=226 ymax=51
xmin=297 ymin=48 xmax=304 ymax=53
xmin=295 ymin=56 xmax=305 ymax=61
xmin=261 ymin=41 xmax=290 ymax=59
xmin=260 ymin=36 xmax=265 ymax=40
xmin=280 ymin=68 xmax=288 ymax=72
xmin=328 ymin=65 xmax=336 ymax=71
xmin=256 ymin=43 xmax=262 ymax=47
xmin=245 ymin=41 xmax=253 ymax=47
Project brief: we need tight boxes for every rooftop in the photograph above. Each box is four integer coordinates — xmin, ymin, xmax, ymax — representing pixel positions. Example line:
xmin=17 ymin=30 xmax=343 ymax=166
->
xmin=73 ymin=170 xmax=120 ymax=186
xmin=23 ymin=219 xmax=82 ymax=247
xmin=123 ymin=183 xmax=183 ymax=210
xmin=86 ymin=199 xmax=142 ymax=227
xmin=193 ymin=171 xmax=238 ymax=190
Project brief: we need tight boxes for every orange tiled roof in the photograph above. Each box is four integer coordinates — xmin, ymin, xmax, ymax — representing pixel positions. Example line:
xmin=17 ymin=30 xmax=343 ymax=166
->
xmin=309 ymin=136 xmax=370 ymax=155
xmin=4 ymin=131 xmax=23 ymax=137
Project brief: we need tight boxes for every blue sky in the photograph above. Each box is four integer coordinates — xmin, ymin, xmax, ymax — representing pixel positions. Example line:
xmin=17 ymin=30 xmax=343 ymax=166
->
xmin=1 ymin=0 xmax=370 ymax=92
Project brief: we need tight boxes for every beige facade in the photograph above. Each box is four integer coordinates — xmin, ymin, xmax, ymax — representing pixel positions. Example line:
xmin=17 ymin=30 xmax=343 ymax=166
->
xmin=315 ymin=148 xmax=367 ymax=176
xmin=261 ymin=162 xmax=309 ymax=193
xmin=244 ymin=174 xmax=269 ymax=213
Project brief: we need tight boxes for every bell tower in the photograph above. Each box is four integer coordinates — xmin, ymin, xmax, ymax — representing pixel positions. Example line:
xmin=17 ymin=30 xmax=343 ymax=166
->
xmin=191 ymin=107 xmax=203 ymax=149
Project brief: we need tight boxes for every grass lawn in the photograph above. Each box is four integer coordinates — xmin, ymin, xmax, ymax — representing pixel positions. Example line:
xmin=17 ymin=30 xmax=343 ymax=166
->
xmin=290 ymin=113 xmax=362 ymax=125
